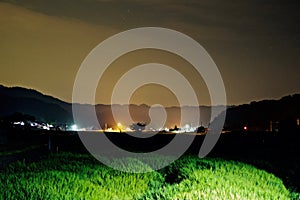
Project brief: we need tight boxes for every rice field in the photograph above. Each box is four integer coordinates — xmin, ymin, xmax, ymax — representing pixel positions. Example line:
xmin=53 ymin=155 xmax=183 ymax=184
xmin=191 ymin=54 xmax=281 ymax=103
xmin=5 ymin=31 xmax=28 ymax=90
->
xmin=0 ymin=152 xmax=298 ymax=199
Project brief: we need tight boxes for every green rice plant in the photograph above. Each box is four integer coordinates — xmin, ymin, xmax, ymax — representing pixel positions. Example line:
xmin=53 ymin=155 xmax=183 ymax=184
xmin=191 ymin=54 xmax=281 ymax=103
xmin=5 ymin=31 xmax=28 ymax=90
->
xmin=0 ymin=153 xmax=164 ymax=200
xmin=0 ymin=153 xmax=297 ymax=200
xmin=140 ymin=156 xmax=292 ymax=200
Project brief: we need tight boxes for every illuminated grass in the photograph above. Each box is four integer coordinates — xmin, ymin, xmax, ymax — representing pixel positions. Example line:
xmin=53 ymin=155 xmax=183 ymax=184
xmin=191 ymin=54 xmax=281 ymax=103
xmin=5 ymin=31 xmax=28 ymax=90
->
xmin=0 ymin=153 xmax=297 ymax=199
xmin=0 ymin=153 xmax=163 ymax=200
xmin=142 ymin=157 xmax=292 ymax=199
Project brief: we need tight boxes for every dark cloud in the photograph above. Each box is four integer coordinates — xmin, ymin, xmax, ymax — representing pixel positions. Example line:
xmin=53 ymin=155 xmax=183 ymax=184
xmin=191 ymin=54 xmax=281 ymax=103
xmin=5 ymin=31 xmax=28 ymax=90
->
xmin=2 ymin=0 xmax=299 ymax=44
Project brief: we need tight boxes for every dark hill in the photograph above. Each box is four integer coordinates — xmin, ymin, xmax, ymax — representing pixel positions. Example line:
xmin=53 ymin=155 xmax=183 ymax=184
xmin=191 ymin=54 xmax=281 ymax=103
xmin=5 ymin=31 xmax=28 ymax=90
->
xmin=213 ymin=94 xmax=300 ymax=132
xmin=0 ymin=85 xmax=72 ymax=123
xmin=2 ymin=85 xmax=298 ymax=132
xmin=0 ymin=85 xmax=217 ymax=129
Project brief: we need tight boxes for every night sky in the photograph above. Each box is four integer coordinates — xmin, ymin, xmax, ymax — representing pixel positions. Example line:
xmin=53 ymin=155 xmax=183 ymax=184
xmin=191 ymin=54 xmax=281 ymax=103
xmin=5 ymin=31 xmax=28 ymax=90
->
xmin=0 ymin=0 xmax=299 ymax=106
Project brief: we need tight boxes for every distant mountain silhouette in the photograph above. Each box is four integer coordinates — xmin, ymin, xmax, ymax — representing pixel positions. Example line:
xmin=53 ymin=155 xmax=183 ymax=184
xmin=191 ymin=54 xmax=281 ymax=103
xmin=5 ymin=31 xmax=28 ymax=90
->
xmin=0 ymin=85 xmax=221 ymax=129
xmin=0 ymin=85 xmax=72 ymax=123
xmin=213 ymin=94 xmax=300 ymax=132
xmin=2 ymin=85 xmax=298 ymax=132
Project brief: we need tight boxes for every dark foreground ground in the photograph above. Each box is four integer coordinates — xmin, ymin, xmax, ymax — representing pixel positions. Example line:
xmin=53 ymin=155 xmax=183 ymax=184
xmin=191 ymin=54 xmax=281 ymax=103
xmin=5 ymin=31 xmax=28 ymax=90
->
xmin=1 ymin=129 xmax=300 ymax=192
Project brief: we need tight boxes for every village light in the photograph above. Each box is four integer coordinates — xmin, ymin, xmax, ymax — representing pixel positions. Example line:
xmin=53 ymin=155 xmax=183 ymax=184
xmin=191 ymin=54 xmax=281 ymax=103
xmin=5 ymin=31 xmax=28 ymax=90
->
xmin=117 ymin=122 xmax=122 ymax=132
xmin=71 ymin=124 xmax=78 ymax=131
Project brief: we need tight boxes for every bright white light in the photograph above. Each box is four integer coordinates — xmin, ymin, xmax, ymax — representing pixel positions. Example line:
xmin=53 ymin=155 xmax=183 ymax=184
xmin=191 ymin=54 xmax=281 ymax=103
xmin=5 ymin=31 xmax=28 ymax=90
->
xmin=30 ymin=122 xmax=38 ymax=127
xmin=71 ymin=124 xmax=78 ymax=131
xmin=106 ymin=128 xmax=113 ymax=132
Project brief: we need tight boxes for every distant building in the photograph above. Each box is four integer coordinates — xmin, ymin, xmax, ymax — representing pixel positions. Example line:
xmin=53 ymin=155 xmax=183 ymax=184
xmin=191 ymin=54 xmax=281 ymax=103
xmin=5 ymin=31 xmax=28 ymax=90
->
xmin=197 ymin=126 xmax=205 ymax=133
xmin=269 ymin=121 xmax=279 ymax=132
xmin=130 ymin=122 xmax=146 ymax=131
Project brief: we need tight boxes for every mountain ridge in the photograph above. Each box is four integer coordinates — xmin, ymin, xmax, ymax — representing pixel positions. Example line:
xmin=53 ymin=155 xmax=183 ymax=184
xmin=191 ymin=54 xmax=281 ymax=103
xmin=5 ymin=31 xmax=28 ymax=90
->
xmin=1 ymin=85 xmax=299 ymax=131
xmin=0 ymin=85 xmax=218 ymax=129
